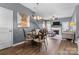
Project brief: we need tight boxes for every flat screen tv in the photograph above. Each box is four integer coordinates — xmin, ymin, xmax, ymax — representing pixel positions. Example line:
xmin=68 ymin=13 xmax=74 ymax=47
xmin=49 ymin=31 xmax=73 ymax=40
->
xmin=53 ymin=22 xmax=60 ymax=25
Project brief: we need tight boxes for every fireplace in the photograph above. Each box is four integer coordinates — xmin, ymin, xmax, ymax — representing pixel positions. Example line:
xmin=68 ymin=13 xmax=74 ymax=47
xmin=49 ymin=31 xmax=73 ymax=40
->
xmin=54 ymin=30 xmax=59 ymax=35
xmin=52 ymin=27 xmax=61 ymax=36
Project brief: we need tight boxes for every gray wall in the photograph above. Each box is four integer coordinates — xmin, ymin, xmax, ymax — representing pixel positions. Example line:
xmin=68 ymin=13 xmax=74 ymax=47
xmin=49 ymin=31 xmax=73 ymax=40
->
xmin=43 ymin=17 xmax=72 ymax=22
xmin=70 ymin=8 xmax=76 ymax=42
xmin=74 ymin=5 xmax=79 ymax=42
xmin=59 ymin=17 xmax=72 ymax=22
xmin=71 ymin=4 xmax=79 ymax=42
xmin=0 ymin=3 xmax=40 ymax=44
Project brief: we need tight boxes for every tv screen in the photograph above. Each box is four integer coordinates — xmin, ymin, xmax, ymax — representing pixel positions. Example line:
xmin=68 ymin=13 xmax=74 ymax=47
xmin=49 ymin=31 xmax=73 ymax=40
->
xmin=53 ymin=22 xmax=60 ymax=25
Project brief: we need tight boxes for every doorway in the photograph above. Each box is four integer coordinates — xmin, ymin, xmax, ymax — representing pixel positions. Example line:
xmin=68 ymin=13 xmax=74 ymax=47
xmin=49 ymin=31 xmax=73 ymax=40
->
xmin=0 ymin=7 xmax=13 ymax=50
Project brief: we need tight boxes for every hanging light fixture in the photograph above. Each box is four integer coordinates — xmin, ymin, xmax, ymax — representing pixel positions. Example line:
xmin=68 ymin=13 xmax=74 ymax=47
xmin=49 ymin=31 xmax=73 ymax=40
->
xmin=33 ymin=3 xmax=43 ymax=20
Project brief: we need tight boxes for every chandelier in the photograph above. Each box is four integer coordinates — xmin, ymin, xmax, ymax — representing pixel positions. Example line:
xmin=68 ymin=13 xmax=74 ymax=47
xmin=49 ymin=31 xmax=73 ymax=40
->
xmin=33 ymin=15 xmax=42 ymax=20
xmin=33 ymin=3 xmax=43 ymax=20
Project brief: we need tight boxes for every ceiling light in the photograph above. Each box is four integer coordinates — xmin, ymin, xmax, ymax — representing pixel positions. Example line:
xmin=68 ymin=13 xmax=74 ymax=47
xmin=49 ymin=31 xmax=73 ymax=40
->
xmin=33 ymin=16 xmax=42 ymax=20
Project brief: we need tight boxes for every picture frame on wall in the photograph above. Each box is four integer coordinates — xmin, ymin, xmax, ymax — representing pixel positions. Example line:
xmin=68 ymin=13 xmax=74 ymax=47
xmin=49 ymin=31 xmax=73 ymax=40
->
xmin=17 ymin=12 xmax=30 ymax=28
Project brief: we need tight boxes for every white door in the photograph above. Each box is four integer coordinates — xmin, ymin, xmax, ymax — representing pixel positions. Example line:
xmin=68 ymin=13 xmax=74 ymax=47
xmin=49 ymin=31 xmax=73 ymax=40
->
xmin=0 ymin=7 xmax=13 ymax=50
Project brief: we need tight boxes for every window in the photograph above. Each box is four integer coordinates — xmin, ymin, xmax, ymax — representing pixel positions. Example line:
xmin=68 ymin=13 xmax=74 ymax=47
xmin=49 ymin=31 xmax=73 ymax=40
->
xmin=62 ymin=22 xmax=69 ymax=31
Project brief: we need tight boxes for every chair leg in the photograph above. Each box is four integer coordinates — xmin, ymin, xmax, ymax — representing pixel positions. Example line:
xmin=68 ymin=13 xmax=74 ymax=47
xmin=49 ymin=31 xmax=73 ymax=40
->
xmin=43 ymin=41 xmax=47 ymax=54
xmin=45 ymin=38 xmax=48 ymax=46
xmin=39 ymin=39 xmax=41 ymax=54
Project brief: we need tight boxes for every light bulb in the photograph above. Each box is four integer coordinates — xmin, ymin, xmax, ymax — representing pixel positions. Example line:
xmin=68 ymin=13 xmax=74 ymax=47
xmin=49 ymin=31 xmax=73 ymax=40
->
xmin=33 ymin=16 xmax=36 ymax=19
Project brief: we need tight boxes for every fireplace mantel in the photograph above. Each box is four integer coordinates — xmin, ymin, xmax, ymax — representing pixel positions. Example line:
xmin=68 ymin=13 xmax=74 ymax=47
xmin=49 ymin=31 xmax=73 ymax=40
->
xmin=52 ymin=27 xmax=62 ymax=36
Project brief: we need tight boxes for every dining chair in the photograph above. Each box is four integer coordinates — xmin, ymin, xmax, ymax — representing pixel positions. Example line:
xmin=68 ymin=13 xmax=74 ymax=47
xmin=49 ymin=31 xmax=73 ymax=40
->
xmin=25 ymin=32 xmax=34 ymax=47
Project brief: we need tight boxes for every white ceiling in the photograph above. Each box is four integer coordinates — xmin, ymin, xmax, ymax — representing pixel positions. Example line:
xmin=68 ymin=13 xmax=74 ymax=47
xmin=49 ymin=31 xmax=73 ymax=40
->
xmin=21 ymin=3 xmax=79 ymax=19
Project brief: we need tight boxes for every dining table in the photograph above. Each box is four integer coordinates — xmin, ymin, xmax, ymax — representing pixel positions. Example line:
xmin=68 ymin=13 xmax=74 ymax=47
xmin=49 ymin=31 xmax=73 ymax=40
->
xmin=27 ymin=31 xmax=46 ymax=45
xmin=26 ymin=30 xmax=48 ymax=52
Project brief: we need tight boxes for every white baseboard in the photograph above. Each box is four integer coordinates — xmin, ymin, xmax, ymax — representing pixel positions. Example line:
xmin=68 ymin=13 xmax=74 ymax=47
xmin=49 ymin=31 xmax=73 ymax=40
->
xmin=12 ymin=41 xmax=25 ymax=47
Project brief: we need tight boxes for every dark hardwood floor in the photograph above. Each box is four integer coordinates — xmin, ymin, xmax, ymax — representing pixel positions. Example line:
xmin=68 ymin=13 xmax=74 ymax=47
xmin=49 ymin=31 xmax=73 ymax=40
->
xmin=0 ymin=37 xmax=78 ymax=55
